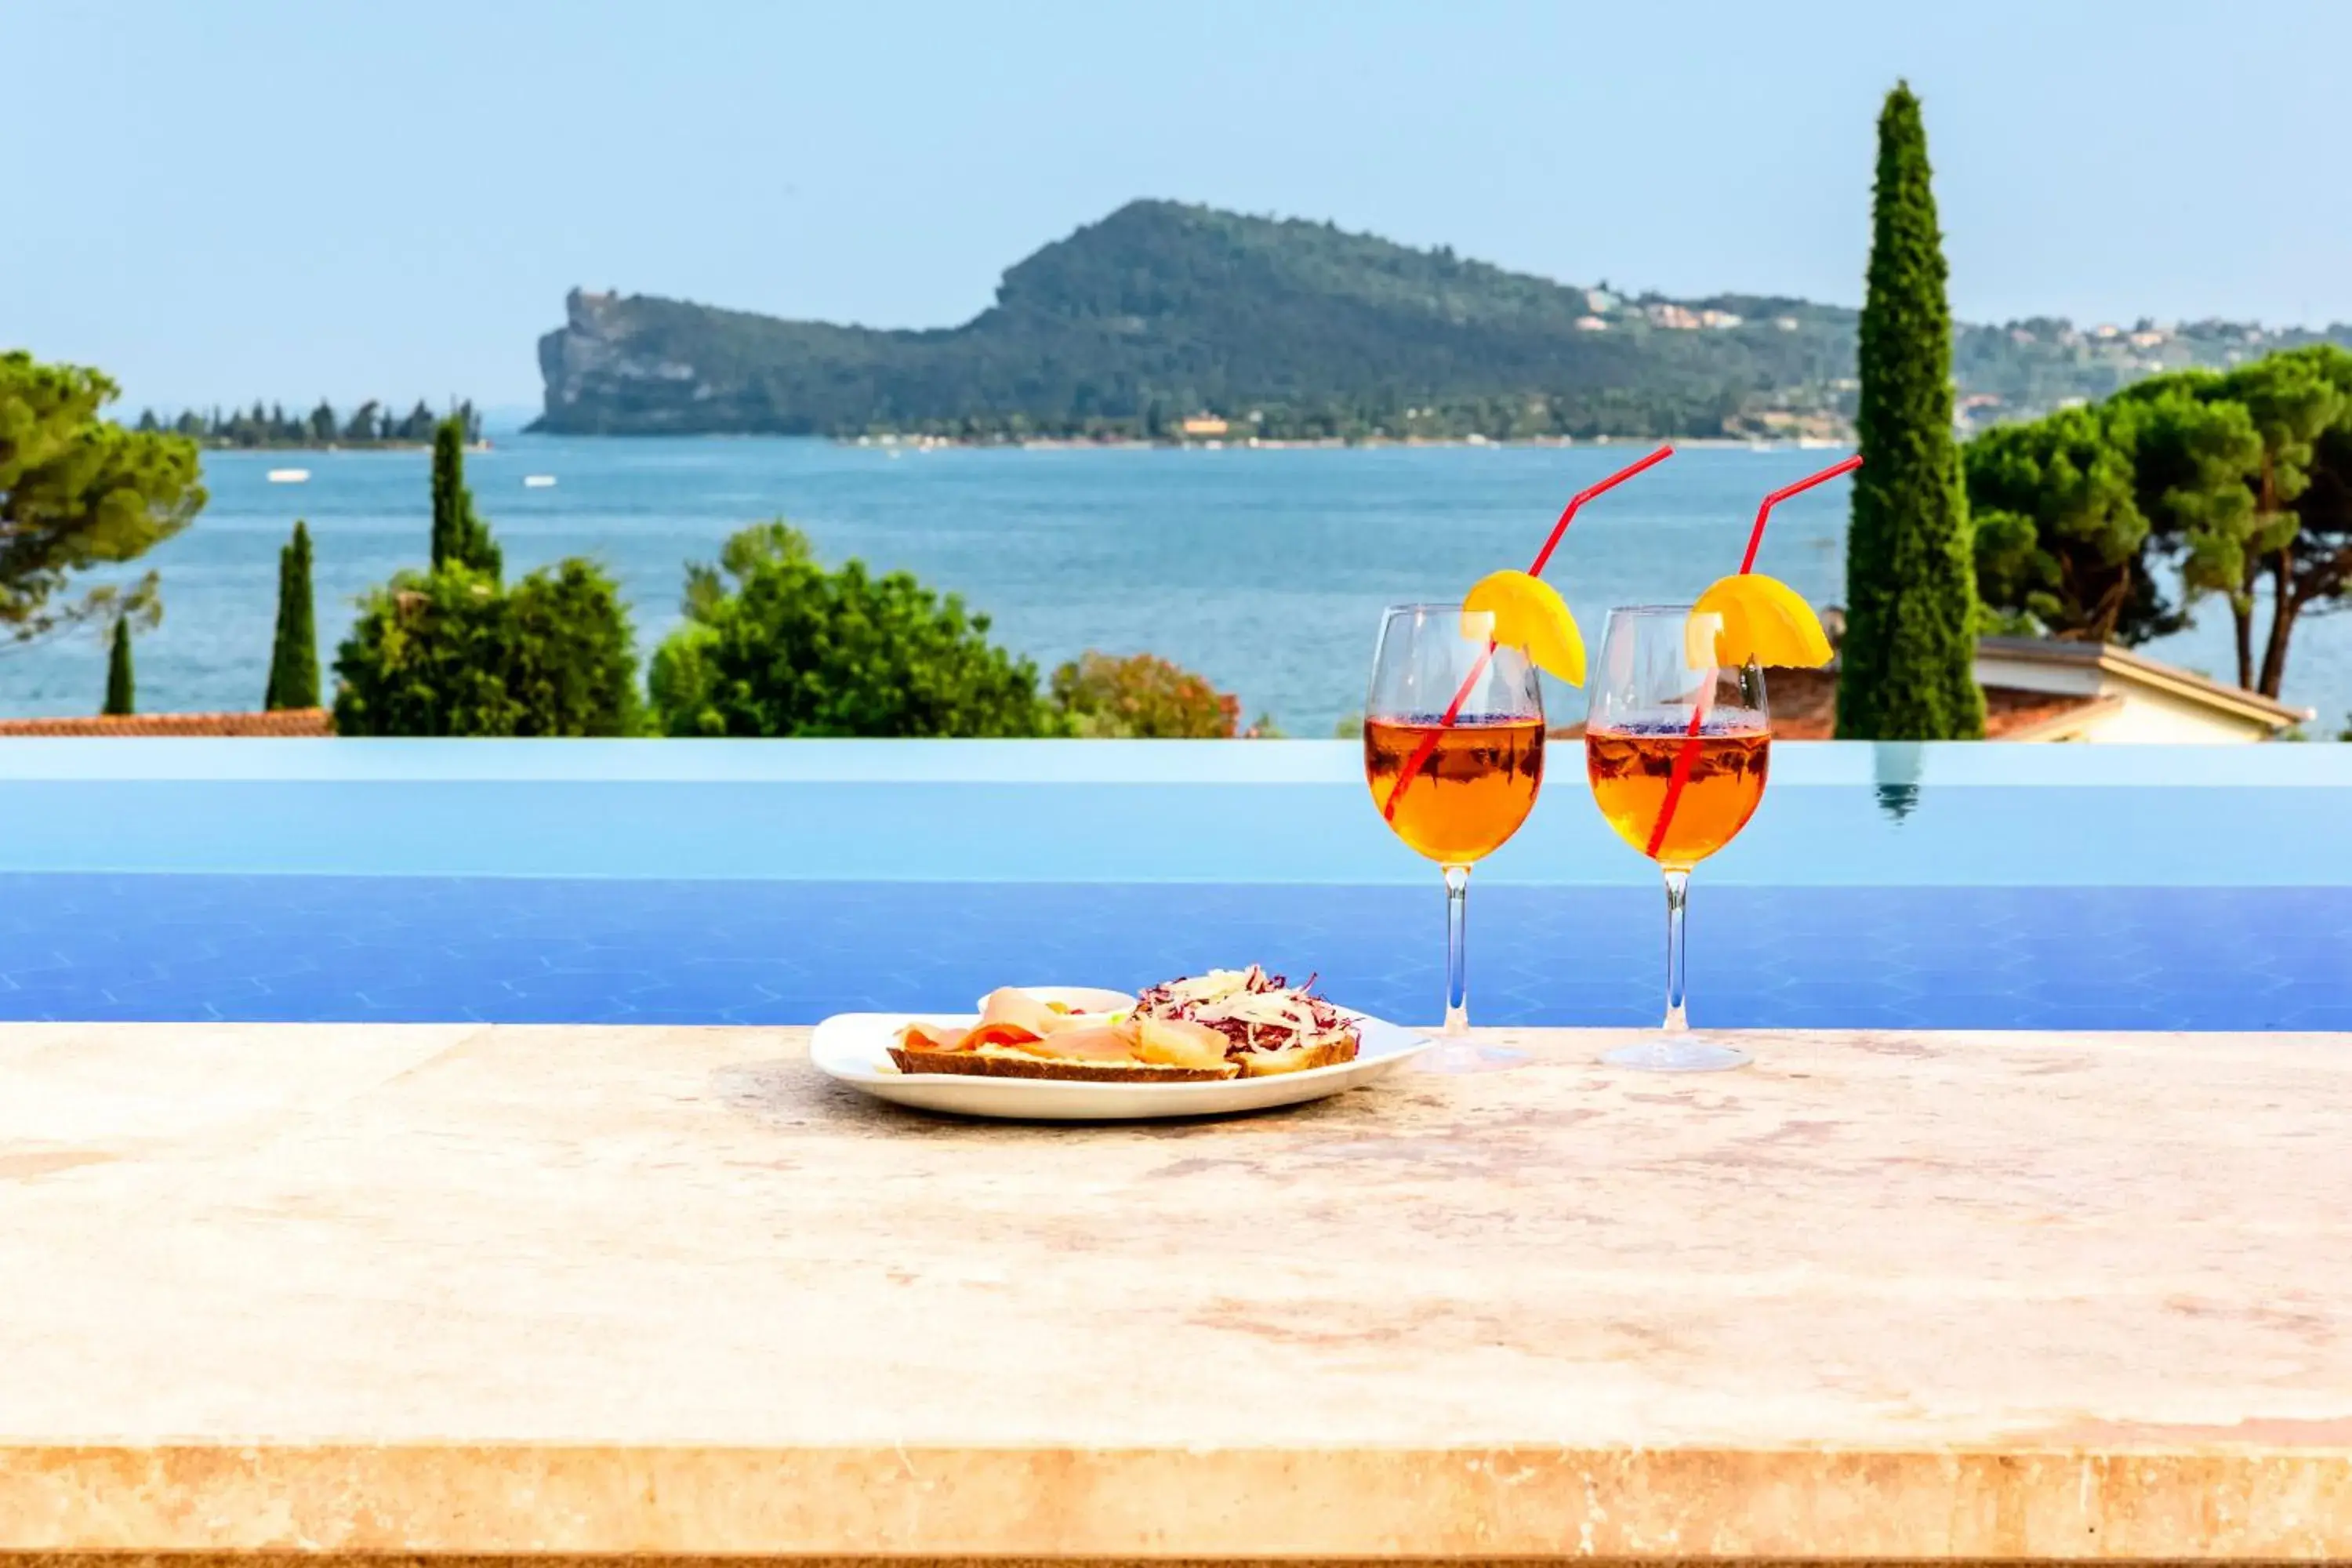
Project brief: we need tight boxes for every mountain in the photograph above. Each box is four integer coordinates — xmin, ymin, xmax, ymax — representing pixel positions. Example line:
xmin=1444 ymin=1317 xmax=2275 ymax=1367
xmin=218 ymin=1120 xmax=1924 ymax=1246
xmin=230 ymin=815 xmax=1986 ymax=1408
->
xmin=532 ymin=200 xmax=2352 ymax=441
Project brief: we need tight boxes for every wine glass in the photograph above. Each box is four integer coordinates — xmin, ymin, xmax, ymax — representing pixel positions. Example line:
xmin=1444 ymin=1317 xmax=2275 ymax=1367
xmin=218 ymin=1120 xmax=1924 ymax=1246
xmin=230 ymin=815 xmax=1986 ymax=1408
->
xmin=1363 ymin=604 xmax=1546 ymax=1073
xmin=1584 ymin=604 xmax=1769 ymax=1072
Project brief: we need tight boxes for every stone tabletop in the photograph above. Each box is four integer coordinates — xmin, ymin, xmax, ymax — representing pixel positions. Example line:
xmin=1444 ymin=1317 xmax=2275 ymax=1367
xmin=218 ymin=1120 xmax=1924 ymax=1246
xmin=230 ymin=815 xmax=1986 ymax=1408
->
xmin=1 ymin=1022 xmax=2348 ymax=1561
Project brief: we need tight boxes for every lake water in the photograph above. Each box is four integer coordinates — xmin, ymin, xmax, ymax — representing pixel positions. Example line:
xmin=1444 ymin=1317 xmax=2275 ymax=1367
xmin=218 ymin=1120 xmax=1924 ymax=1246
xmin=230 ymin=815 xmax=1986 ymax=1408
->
xmin=2 ymin=437 xmax=2333 ymax=737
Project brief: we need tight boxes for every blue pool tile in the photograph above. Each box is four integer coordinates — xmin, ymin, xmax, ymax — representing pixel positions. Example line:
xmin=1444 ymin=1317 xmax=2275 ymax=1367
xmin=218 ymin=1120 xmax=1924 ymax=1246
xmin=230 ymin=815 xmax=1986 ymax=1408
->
xmin=0 ymin=873 xmax=2343 ymax=1033
xmin=2270 ymin=1004 xmax=2352 ymax=1030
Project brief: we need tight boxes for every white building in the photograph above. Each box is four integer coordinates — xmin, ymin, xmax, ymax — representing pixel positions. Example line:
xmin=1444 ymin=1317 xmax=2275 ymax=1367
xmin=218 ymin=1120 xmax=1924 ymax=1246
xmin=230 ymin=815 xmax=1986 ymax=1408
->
xmin=1764 ymin=637 xmax=2311 ymax=742
xmin=1971 ymin=639 xmax=2311 ymax=742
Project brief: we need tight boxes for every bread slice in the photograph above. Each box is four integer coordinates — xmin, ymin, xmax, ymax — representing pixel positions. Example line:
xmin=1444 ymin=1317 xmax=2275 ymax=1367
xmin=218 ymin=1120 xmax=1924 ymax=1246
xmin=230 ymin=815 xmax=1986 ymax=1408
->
xmin=1234 ymin=1037 xmax=1361 ymax=1076
xmin=888 ymin=1044 xmax=1240 ymax=1083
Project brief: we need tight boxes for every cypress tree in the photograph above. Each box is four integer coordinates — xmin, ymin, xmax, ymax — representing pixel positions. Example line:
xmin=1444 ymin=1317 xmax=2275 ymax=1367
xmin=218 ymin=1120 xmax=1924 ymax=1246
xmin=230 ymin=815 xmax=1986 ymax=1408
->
xmin=103 ymin=618 xmax=135 ymax=717
xmin=429 ymin=416 xmax=464 ymax=568
xmin=429 ymin=416 xmax=502 ymax=580
xmin=1835 ymin=82 xmax=1986 ymax=740
xmin=265 ymin=520 xmax=321 ymax=710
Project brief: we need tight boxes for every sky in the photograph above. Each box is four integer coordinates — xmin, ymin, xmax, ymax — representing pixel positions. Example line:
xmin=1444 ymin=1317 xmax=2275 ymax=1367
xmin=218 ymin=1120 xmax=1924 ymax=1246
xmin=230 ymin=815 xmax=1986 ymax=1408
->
xmin=9 ymin=0 xmax=2350 ymax=414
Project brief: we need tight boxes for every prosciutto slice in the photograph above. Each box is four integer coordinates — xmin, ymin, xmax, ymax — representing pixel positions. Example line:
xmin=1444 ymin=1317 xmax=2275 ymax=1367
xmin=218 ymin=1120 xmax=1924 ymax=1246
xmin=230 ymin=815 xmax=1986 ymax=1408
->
xmin=895 ymin=1021 xmax=973 ymax=1053
xmin=898 ymin=990 xmax=1142 ymax=1063
xmin=975 ymin=987 xmax=1109 ymax=1036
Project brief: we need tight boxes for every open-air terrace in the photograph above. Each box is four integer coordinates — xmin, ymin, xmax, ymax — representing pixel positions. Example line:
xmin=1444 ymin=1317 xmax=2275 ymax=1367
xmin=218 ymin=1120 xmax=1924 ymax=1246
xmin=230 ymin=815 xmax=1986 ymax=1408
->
xmin=4 ymin=735 xmax=2352 ymax=1566
xmin=12 ymin=5 xmax=2352 ymax=1562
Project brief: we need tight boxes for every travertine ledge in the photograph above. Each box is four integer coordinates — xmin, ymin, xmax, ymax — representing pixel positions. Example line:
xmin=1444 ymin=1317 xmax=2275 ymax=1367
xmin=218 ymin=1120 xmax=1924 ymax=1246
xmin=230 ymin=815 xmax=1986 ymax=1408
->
xmin=2 ymin=1023 xmax=2349 ymax=1560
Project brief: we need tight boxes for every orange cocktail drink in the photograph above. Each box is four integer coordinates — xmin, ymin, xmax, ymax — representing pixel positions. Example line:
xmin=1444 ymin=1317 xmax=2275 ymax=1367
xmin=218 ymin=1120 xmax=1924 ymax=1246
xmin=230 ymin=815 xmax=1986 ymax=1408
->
xmin=1581 ymin=452 xmax=1859 ymax=1073
xmin=1585 ymin=720 xmax=1768 ymax=869
xmin=1359 ymin=445 xmax=1678 ymax=1069
xmin=1364 ymin=715 xmax=1545 ymax=864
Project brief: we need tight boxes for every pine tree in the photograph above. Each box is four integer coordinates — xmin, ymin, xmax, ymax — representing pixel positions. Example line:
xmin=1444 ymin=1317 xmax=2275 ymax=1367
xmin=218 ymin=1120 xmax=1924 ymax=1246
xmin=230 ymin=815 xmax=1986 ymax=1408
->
xmin=103 ymin=618 xmax=135 ymax=717
xmin=265 ymin=520 xmax=320 ymax=709
xmin=429 ymin=416 xmax=502 ymax=579
xmin=1835 ymin=82 xmax=1986 ymax=740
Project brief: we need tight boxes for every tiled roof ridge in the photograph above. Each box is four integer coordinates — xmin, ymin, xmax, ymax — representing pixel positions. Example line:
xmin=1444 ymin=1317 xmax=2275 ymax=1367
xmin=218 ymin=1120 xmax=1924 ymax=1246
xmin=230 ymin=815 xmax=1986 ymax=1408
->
xmin=1975 ymin=636 xmax=2314 ymax=723
xmin=0 ymin=709 xmax=333 ymax=737
xmin=1553 ymin=669 xmax=2107 ymax=743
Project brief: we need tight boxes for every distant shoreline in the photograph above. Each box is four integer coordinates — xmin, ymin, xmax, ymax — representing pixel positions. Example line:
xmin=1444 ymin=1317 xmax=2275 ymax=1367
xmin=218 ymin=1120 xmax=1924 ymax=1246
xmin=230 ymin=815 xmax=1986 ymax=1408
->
xmin=201 ymin=441 xmax=495 ymax=455
xmin=201 ymin=430 xmax=1860 ymax=456
xmin=202 ymin=430 xmax=1863 ymax=453
xmin=833 ymin=433 xmax=1856 ymax=453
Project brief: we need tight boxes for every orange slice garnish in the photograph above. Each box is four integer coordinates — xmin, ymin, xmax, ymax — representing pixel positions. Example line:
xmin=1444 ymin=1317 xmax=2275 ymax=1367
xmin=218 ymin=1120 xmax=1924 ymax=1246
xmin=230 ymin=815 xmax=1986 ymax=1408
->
xmin=1686 ymin=573 xmax=1833 ymax=668
xmin=1464 ymin=569 xmax=1586 ymax=685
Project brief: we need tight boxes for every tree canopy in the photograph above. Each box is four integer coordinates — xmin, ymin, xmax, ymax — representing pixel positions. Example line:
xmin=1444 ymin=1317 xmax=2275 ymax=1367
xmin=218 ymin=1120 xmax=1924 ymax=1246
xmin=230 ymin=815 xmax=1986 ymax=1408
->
xmin=2217 ymin=350 xmax=2349 ymax=694
xmin=265 ymin=520 xmax=320 ymax=710
xmin=1966 ymin=404 xmax=2172 ymax=645
xmin=648 ymin=521 xmax=1065 ymax=738
xmin=332 ymin=561 xmax=640 ymax=737
xmin=332 ymin=419 xmax=631 ymax=735
xmin=103 ymin=616 xmax=134 ymax=717
xmin=133 ymin=399 xmax=481 ymax=448
xmin=0 ymin=350 xmax=205 ymax=647
xmin=429 ymin=416 xmax=501 ymax=578
xmin=1835 ymin=83 xmax=1984 ymax=739
xmin=1969 ymin=343 xmax=2352 ymax=697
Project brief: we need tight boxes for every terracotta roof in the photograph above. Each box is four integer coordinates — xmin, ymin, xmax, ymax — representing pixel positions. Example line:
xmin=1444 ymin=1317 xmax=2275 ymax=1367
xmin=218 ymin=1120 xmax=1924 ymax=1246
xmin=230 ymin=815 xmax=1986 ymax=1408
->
xmin=1753 ymin=667 xmax=2110 ymax=741
xmin=0 ymin=709 xmax=332 ymax=737
xmin=1975 ymin=637 xmax=2313 ymax=726
xmin=1549 ymin=633 xmax=2304 ymax=743
xmin=1548 ymin=670 xmax=2106 ymax=743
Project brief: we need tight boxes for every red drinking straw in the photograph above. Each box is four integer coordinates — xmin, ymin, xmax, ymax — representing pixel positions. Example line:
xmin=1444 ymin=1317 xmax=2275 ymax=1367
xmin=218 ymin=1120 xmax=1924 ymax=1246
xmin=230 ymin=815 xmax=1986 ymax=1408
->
xmin=1381 ymin=444 xmax=1675 ymax=822
xmin=1640 ymin=452 xmax=1864 ymax=858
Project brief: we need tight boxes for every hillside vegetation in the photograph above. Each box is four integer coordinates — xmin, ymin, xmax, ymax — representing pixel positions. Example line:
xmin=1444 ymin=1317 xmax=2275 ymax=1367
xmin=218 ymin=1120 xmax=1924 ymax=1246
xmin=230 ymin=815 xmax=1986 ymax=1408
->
xmin=534 ymin=200 xmax=2351 ymax=442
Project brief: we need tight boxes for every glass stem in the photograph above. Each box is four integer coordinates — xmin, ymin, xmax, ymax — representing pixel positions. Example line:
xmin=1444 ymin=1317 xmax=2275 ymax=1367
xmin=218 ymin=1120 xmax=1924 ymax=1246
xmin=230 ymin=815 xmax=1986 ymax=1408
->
xmin=1661 ymin=867 xmax=1690 ymax=1032
xmin=1442 ymin=862 xmax=1471 ymax=1036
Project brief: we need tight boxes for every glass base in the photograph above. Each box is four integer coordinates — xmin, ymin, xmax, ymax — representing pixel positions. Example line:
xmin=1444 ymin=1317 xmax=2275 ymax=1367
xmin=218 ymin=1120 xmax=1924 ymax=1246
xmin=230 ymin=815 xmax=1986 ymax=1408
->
xmin=1602 ymin=1038 xmax=1751 ymax=1073
xmin=1412 ymin=1039 xmax=1530 ymax=1075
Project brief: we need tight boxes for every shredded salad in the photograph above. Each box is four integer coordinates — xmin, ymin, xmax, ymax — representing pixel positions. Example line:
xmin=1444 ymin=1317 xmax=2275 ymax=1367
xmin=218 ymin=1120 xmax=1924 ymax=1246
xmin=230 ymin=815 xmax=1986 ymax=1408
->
xmin=1131 ymin=966 xmax=1359 ymax=1057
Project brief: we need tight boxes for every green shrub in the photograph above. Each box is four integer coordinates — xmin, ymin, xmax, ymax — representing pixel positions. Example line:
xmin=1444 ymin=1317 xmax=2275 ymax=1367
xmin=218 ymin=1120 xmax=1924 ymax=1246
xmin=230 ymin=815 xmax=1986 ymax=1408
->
xmin=332 ymin=561 xmax=639 ymax=736
xmin=648 ymin=521 xmax=1064 ymax=737
xmin=1050 ymin=651 xmax=1238 ymax=737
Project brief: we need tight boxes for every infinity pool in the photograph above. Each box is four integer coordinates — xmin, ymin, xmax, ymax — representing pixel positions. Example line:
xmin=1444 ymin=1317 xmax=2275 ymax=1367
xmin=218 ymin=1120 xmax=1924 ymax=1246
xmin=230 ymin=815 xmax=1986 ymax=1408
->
xmin=2 ymin=740 xmax=2346 ymax=1031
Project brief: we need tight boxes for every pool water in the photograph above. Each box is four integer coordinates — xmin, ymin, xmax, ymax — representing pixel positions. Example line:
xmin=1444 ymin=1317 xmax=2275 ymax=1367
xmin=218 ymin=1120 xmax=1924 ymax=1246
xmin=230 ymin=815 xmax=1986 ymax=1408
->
xmin=1 ymin=739 xmax=2343 ymax=1032
xmin=1 ymin=875 xmax=2343 ymax=1032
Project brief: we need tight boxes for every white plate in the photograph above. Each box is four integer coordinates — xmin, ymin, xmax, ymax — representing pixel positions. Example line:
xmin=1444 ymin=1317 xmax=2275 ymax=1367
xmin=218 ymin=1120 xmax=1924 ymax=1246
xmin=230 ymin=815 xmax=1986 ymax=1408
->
xmin=811 ymin=1008 xmax=1431 ymax=1121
